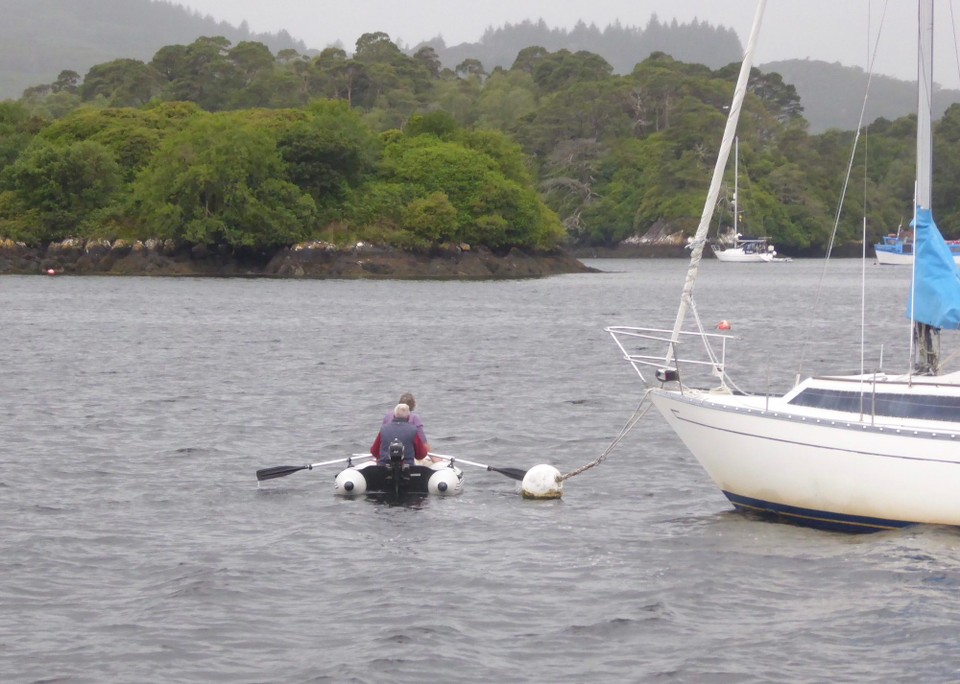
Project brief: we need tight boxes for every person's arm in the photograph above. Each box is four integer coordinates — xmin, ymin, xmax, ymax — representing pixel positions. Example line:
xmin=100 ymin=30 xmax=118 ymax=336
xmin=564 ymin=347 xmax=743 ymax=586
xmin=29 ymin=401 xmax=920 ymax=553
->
xmin=413 ymin=434 xmax=429 ymax=461
xmin=412 ymin=413 xmax=430 ymax=451
xmin=370 ymin=433 xmax=382 ymax=459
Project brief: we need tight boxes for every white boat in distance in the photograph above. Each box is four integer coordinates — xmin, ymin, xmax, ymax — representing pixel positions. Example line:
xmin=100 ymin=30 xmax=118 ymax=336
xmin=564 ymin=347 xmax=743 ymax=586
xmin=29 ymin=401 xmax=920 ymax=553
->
xmin=710 ymin=235 xmax=783 ymax=262
xmin=709 ymin=138 xmax=789 ymax=262
xmin=608 ymin=0 xmax=960 ymax=533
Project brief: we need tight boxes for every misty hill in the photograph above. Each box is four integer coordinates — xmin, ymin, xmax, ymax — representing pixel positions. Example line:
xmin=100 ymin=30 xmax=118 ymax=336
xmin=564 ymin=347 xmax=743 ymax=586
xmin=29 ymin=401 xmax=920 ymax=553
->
xmin=421 ymin=22 xmax=960 ymax=133
xmin=415 ymin=16 xmax=744 ymax=75
xmin=761 ymin=59 xmax=960 ymax=132
xmin=0 ymin=0 xmax=305 ymax=100
xmin=5 ymin=0 xmax=960 ymax=134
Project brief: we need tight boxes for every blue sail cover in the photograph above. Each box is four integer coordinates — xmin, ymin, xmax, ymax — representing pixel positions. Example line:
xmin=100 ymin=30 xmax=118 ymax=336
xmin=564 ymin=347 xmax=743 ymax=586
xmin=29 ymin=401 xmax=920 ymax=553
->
xmin=908 ymin=207 xmax=960 ymax=329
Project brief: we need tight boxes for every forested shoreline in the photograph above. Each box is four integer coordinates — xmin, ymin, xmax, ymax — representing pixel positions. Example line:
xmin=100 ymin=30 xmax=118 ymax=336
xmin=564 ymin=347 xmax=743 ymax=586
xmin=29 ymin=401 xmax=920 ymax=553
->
xmin=4 ymin=31 xmax=960 ymax=276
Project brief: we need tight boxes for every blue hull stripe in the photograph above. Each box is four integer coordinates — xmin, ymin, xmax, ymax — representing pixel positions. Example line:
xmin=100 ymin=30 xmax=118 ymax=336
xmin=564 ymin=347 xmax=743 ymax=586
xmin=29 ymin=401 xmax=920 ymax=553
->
xmin=722 ymin=491 xmax=914 ymax=533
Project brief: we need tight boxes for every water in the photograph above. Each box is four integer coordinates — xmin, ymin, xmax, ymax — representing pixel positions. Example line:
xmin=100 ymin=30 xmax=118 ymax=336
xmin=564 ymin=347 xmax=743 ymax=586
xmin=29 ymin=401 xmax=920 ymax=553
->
xmin=3 ymin=259 xmax=960 ymax=683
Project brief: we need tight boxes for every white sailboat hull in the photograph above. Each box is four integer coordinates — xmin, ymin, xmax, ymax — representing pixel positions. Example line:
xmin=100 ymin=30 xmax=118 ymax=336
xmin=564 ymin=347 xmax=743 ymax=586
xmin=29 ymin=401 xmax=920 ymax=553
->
xmin=649 ymin=386 xmax=960 ymax=531
xmin=711 ymin=247 xmax=773 ymax=262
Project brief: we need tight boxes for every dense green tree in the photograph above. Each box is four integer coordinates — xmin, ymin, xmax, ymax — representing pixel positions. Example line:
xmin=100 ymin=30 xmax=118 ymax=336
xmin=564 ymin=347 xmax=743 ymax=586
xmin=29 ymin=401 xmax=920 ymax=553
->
xmin=36 ymin=105 xmax=201 ymax=183
xmin=0 ymin=102 xmax=45 ymax=172
xmin=153 ymin=36 xmax=238 ymax=111
xmin=401 ymin=191 xmax=459 ymax=244
xmin=531 ymin=50 xmax=613 ymax=93
xmin=1 ymin=138 xmax=120 ymax=242
xmin=413 ymin=46 xmax=442 ymax=79
xmin=378 ymin=131 xmax=563 ymax=248
xmin=275 ymin=101 xmax=380 ymax=212
xmin=511 ymin=46 xmax=550 ymax=75
xmin=129 ymin=112 xmax=316 ymax=249
xmin=79 ymin=59 xmax=166 ymax=106
xmin=474 ymin=70 xmax=537 ymax=132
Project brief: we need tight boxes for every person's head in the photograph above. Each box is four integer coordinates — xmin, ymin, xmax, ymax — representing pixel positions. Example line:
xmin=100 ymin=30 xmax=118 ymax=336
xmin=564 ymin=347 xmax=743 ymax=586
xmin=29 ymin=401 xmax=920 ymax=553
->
xmin=398 ymin=392 xmax=416 ymax=411
xmin=393 ymin=403 xmax=411 ymax=420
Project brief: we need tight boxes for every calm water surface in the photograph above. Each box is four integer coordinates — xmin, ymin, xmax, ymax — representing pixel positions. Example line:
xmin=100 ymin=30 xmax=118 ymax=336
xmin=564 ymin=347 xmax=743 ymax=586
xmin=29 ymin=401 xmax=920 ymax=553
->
xmin=3 ymin=259 xmax=960 ymax=683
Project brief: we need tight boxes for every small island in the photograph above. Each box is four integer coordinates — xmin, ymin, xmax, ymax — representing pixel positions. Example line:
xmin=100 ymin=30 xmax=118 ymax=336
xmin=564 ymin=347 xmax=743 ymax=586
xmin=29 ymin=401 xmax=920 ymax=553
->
xmin=0 ymin=237 xmax=593 ymax=279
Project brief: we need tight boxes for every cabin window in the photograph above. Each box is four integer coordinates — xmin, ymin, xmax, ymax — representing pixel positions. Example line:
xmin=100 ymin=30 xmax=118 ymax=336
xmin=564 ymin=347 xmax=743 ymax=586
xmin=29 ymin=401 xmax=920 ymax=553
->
xmin=788 ymin=388 xmax=960 ymax=421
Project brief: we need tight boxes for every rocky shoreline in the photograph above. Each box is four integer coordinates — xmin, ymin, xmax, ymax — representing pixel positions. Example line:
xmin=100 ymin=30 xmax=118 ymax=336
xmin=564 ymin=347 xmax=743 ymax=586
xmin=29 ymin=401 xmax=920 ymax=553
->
xmin=0 ymin=238 xmax=597 ymax=279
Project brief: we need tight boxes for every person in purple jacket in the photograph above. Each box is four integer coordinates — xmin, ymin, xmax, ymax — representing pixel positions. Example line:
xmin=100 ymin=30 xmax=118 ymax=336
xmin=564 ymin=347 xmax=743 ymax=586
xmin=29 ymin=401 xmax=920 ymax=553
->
xmin=381 ymin=392 xmax=433 ymax=457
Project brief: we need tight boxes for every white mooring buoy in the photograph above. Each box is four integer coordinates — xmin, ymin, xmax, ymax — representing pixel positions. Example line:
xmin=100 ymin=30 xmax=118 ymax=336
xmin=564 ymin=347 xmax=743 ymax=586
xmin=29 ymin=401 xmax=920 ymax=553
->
xmin=520 ymin=464 xmax=563 ymax=499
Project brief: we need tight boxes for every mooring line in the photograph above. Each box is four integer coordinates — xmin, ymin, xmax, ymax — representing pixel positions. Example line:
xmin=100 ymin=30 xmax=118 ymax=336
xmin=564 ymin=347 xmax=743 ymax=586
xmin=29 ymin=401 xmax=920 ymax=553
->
xmin=560 ymin=390 xmax=653 ymax=481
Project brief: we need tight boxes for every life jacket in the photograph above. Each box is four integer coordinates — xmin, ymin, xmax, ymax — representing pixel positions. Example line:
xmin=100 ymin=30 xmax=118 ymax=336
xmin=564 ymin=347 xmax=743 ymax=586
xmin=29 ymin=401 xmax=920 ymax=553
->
xmin=378 ymin=418 xmax=418 ymax=465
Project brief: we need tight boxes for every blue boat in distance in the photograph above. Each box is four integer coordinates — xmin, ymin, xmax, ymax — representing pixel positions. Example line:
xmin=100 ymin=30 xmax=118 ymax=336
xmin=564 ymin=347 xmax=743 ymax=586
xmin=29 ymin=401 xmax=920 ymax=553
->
xmin=875 ymin=227 xmax=960 ymax=266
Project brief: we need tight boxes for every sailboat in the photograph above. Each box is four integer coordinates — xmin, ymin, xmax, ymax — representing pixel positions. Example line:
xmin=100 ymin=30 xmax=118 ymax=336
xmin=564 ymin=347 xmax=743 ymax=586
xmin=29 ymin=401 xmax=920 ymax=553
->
xmin=710 ymin=138 xmax=789 ymax=263
xmin=607 ymin=0 xmax=960 ymax=532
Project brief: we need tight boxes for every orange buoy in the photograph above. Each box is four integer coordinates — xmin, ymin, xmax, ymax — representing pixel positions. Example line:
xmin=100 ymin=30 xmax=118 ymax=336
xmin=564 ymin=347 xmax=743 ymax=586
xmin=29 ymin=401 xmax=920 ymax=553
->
xmin=716 ymin=320 xmax=731 ymax=330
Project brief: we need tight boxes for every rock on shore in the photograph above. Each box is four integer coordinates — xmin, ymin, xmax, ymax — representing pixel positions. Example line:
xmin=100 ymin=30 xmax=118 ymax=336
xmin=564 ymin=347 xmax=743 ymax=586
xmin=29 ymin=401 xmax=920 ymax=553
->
xmin=0 ymin=238 xmax=595 ymax=279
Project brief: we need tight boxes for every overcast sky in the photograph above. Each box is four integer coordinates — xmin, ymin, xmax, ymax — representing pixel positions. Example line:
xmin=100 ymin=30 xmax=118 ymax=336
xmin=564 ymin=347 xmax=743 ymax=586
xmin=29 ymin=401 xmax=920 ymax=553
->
xmin=175 ymin=0 xmax=960 ymax=88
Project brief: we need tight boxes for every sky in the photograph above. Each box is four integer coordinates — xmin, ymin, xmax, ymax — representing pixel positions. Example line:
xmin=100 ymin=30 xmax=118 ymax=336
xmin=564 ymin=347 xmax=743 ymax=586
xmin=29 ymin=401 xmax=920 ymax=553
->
xmin=175 ymin=0 xmax=960 ymax=89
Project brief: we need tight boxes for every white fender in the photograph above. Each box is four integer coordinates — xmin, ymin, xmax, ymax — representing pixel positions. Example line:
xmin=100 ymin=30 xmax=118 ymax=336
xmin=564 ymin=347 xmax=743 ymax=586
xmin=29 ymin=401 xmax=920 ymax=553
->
xmin=427 ymin=466 xmax=463 ymax=496
xmin=335 ymin=467 xmax=367 ymax=496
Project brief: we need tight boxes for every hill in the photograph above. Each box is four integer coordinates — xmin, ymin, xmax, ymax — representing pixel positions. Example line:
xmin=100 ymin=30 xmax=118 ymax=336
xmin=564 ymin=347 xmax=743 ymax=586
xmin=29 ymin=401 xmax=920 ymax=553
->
xmin=421 ymin=25 xmax=960 ymax=133
xmin=761 ymin=58 xmax=960 ymax=132
xmin=5 ymin=2 xmax=960 ymax=135
xmin=0 ymin=0 xmax=305 ymax=100
xmin=415 ymin=16 xmax=744 ymax=75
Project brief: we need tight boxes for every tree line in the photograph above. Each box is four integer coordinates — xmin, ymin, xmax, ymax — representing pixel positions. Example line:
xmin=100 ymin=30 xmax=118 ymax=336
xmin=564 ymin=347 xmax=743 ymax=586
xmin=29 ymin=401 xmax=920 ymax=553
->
xmin=3 ymin=32 xmax=960 ymax=255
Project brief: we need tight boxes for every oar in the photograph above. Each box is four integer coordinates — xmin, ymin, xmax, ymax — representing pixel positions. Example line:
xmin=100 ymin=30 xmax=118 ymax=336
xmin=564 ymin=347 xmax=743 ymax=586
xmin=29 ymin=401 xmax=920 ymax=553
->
xmin=428 ymin=452 xmax=527 ymax=481
xmin=256 ymin=455 xmax=371 ymax=482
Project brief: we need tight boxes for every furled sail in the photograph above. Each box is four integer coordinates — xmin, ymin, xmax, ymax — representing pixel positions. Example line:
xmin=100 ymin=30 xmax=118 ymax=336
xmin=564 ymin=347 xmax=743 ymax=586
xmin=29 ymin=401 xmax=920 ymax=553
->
xmin=908 ymin=207 xmax=960 ymax=329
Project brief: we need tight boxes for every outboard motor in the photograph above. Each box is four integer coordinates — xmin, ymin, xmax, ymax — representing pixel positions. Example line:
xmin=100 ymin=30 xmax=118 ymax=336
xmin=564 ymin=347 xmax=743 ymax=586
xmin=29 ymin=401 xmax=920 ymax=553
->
xmin=387 ymin=438 xmax=408 ymax=494
xmin=388 ymin=439 xmax=405 ymax=465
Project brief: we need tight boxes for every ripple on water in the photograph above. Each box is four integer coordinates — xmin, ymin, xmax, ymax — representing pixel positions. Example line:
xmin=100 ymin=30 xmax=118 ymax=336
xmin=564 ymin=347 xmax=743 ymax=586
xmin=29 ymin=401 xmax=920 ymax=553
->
xmin=2 ymin=264 xmax=959 ymax=682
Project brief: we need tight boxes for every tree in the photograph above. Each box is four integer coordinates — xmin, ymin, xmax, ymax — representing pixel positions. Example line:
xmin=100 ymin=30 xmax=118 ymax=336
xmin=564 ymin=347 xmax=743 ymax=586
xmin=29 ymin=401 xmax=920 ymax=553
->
xmin=0 ymin=101 xmax=44 ymax=172
xmin=1 ymin=138 xmax=120 ymax=242
xmin=531 ymin=50 xmax=613 ymax=94
xmin=52 ymin=70 xmax=81 ymax=94
xmin=153 ymin=36 xmax=237 ymax=111
xmin=275 ymin=101 xmax=379 ymax=208
xmin=79 ymin=59 xmax=166 ymax=106
xmin=354 ymin=32 xmax=403 ymax=63
xmin=455 ymin=58 xmax=486 ymax=80
xmin=379 ymin=133 xmax=564 ymax=249
xmin=474 ymin=70 xmax=537 ymax=132
xmin=130 ymin=112 xmax=316 ymax=249
xmin=511 ymin=46 xmax=549 ymax=74
xmin=413 ymin=46 xmax=442 ymax=79
xmin=401 ymin=191 xmax=458 ymax=243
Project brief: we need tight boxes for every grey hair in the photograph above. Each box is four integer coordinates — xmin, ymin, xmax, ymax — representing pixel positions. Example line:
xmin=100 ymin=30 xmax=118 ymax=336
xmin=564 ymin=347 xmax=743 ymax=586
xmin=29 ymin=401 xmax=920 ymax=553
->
xmin=393 ymin=403 xmax=411 ymax=419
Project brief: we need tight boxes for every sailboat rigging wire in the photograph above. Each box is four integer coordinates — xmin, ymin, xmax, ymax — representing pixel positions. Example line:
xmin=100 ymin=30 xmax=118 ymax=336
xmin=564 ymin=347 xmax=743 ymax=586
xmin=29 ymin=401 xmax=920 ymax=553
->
xmin=559 ymin=391 xmax=653 ymax=481
xmin=687 ymin=297 xmax=749 ymax=394
xmin=951 ymin=0 xmax=960 ymax=85
xmin=795 ymin=0 xmax=890 ymax=385
xmin=861 ymin=137 xmax=868 ymax=380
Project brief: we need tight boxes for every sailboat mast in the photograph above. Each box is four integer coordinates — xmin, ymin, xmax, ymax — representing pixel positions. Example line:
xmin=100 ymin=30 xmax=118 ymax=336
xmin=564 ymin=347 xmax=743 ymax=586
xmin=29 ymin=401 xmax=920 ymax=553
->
xmin=666 ymin=0 xmax=767 ymax=362
xmin=911 ymin=0 xmax=940 ymax=376
xmin=916 ymin=0 xmax=933 ymax=210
